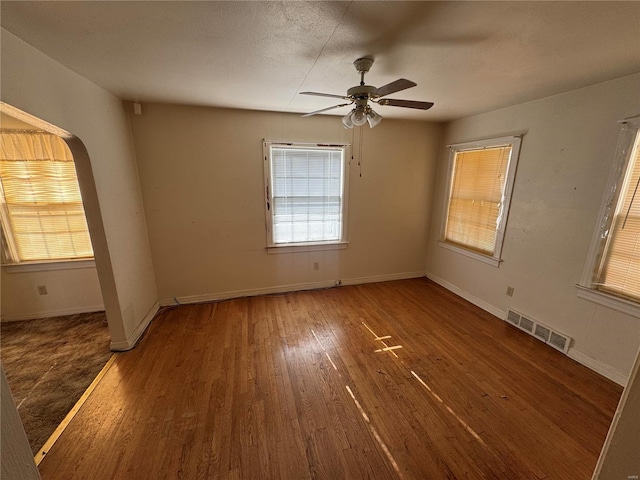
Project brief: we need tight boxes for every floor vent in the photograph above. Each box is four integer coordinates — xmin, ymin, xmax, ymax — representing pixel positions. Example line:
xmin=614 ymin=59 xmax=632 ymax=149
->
xmin=505 ymin=309 xmax=571 ymax=355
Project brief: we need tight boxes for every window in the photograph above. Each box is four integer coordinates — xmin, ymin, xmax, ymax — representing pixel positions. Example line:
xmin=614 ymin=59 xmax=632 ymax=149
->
xmin=440 ymin=136 xmax=522 ymax=266
xmin=263 ymin=141 xmax=349 ymax=250
xmin=0 ymin=130 xmax=93 ymax=263
xmin=581 ymin=118 xmax=640 ymax=307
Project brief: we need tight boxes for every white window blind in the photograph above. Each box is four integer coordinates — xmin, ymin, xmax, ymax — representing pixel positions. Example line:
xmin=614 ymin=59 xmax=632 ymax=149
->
xmin=444 ymin=145 xmax=512 ymax=255
xmin=267 ymin=144 xmax=346 ymax=245
xmin=597 ymin=129 xmax=640 ymax=300
xmin=0 ymin=131 xmax=94 ymax=262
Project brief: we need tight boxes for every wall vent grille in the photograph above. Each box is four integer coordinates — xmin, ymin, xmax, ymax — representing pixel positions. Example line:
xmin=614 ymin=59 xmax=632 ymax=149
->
xmin=534 ymin=324 xmax=551 ymax=342
xmin=519 ymin=316 xmax=535 ymax=333
xmin=507 ymin=310 xmax=521 ymax=326
xmin=504 ymin=309 xmax=571 ymax=355
xmin=548 ymin=331 xmax=570 ymax=353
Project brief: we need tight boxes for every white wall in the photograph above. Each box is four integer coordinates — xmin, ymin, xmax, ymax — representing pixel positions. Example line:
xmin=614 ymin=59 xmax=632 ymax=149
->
xmin=1 ymin=266 xmax=103 ymax=321
xmin=1 ymin=365 xmax=41 ymax=479
xmin=427 ymin=74 xmax=640 ymax=383
xmin=129 ymin=103 xmax=441 ymax=302
xmin=593 ymin=347 xmax=640 ymax=479
xmin=1 ymin=29 xmax=158 ymax=348
xmin=0 ymin=113 xmax=105 ymax=321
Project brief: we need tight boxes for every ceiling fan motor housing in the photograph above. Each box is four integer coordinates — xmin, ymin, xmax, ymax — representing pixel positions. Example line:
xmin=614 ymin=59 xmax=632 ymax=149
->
xmin=347 ymin=85 xmax=378 ymax=102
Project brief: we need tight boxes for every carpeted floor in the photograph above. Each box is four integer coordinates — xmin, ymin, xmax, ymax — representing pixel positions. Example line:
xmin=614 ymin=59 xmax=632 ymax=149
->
xmin=1 ymin=312 xmax=112 ymax=455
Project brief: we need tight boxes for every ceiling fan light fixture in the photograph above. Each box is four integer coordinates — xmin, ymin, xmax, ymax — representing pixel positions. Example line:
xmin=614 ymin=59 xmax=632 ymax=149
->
xmin=342 ymin=112 xmax=354 ymax=129
xmin=351 ymin=106 xmax=368 ymax=126
xmin=342 ymin=106 xmax=383 ymax=129
xmin=366 ymin=108 xmax=382 ymax=128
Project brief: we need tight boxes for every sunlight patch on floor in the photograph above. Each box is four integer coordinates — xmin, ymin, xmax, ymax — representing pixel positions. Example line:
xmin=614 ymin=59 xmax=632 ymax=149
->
xmin=362 ymin=322 xmax=402 ymax=358
xmin=346 ymin=385 xmax=403 ymax=479
xmin=311 ymin=329 xmax=338 ymax=371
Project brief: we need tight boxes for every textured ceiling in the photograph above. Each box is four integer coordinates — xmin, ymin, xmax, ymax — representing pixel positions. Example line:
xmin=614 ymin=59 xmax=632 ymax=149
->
xmin=1 ymin=1 xmax=639 ymax=121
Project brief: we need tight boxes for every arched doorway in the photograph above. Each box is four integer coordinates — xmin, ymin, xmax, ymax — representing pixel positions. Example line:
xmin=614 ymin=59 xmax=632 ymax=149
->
xmin=0 ymin=105 xmax=112 ymax=458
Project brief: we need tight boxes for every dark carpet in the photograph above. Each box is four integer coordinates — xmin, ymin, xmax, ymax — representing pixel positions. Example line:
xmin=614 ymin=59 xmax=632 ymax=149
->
xmin=1 ymin=312 xmax=112 ymax=455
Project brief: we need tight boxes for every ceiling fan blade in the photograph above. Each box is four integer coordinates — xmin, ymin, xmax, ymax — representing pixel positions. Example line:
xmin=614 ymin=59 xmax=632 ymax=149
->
xmin=300 ymin=91 xmax=350 ymax=100
xmin=378 ymin=99 xmax=434 ymax=110
xmin=301 ymin=103 xmax=352 ymax=117
xmin=375 ymin=79 xmax=417 ymax=98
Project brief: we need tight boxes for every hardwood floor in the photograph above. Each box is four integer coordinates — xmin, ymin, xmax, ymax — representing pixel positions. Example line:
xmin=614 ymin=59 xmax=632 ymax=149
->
xmin=37 ymin=279 xmax=622 ymax=479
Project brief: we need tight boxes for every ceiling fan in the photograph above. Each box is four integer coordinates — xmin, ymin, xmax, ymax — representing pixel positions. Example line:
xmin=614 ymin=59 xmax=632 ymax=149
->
xmin=300 ymin=57 xmax=434 ymax=128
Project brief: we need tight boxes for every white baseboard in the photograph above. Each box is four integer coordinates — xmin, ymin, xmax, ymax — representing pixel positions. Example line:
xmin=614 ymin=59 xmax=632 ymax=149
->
xmin=341 ymin=271 xmax=426 ymax=286
xmin=426 ymin=273 xmax=629 ymax=387
xmin=161 ymin=281 xmax=336 ymax=306
xmin=567 ymin=349 xmax=628 ymax=387
xmin=110 ymin=301 xmax=159 ymax=351
xmin=426 ymin=273 xmax=505 ymax=319
xmin=1 ymin=305 xmax=105 ymax=322
xmin=160 ymin=271 xmax=427 ymax=307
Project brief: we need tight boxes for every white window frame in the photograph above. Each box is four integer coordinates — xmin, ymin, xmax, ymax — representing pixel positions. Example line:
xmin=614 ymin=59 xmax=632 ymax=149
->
xmin=0 ymin=180 xmax=20 ymax=262
xmin=439 ymin=135 xmax=522 ymax=267
xmin=262 ymin=141 xmax=350 ymax=253
xmin=0 ymin=130 xmax=94 ymax=266
xmin=577 ymin=116 xmax=640 ymax=317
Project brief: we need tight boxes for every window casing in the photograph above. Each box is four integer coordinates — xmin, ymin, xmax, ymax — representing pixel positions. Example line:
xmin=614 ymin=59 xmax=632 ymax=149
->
xmin=440 ymin=136 xmax=522 ymax=266
xmin=0 ymin=130 xmax=93 ymax=264
xmin=580 ymin=118 xmax=640 ymax=310
xmin=263 ymin=142 xmax=349 ymax=250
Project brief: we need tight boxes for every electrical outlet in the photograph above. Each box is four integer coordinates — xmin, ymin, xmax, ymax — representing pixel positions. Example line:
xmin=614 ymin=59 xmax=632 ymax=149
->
xmin=37 ymin=285 xmax=48 ymax=295
xmin=313 ymin=262 xmax=319 ymax=270
xmin=506 ymin=286 xmax=514 ymax=297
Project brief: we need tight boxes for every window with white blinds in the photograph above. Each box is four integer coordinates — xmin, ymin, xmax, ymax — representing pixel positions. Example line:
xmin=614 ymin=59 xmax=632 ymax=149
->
xmin=264 ymin=143 xmax=348 ymax=247
xmin=441 ymin=136 xmax=521 ymax=265
xmin=596 ymin=127 xmax=640 ymax=301
xmin=0 ymin=131 xmax=94 ymax=263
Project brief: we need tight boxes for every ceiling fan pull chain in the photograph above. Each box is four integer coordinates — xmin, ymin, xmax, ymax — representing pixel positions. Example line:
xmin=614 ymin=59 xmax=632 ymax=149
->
xmin=359 ymin=125 xmax=364 ymax=177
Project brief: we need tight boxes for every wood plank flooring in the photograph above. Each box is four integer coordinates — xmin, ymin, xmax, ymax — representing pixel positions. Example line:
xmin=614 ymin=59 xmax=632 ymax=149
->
xmin=37 ymin=279 xmax=622 ymax=479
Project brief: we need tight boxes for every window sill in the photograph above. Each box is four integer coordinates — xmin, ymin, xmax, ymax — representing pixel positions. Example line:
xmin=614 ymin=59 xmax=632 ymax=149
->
xmin=2 ymin=258 xmax=96 ymax=274
xmin=438 ymin=241 xmax=501 ymax=267
xmin=266 ymin=241 xmax=348 ymax=254
xmin=575 ymin=285 xmax=640 ymax=318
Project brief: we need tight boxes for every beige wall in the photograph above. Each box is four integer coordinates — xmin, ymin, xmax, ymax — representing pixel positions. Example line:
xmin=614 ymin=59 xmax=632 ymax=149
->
xmin=0 ymin=113 xmax=104 ymax=322
xmin=1 ymin=366 xmax=40 ymax=479
xmin=0 ymin=29 xmax=158 ymax=348
xmin=428 ymin=74 xmax=640 ymax=383
xmin=593 ymin=347 xmax=640 ymax=479
xmin=1 ymin=266 xmax=103 ymax=321
xmin=129 ymin=104 xmax=441 ymax=301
